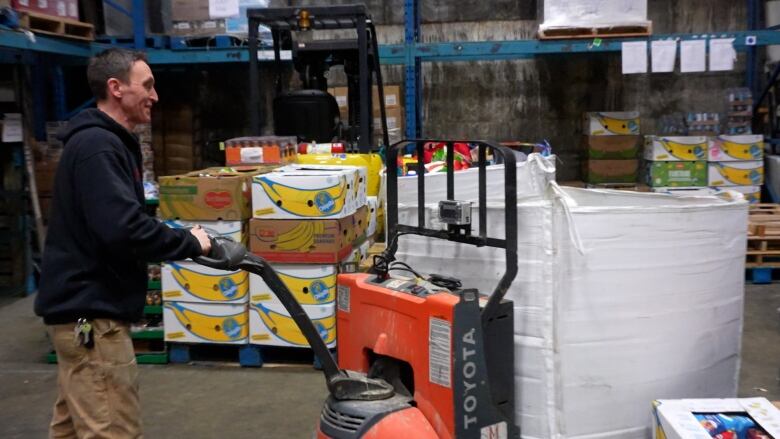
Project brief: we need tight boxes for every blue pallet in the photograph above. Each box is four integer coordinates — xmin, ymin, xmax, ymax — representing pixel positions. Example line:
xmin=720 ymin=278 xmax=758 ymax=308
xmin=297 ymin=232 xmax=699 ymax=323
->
xmin=745 ymin=267 xmax=778 ymax=284
xmin=170 ymin=35 xmax=243 ymax=50
xmin=168 ymin=343 xmax=262 ymax=367
xmin=95 ymin=35 xmax=168 ymax=49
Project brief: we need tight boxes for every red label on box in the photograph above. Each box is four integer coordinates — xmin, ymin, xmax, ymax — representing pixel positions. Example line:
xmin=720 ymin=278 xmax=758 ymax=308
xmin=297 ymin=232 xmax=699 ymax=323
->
xmin=205 ymin=191 xmax=232 ymax=209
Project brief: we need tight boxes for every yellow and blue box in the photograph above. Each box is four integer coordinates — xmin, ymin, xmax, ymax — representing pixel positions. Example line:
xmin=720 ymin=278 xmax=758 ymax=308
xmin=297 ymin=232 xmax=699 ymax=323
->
xmin=249 ymin=264 xmax=337 ymax=306
xmin=163 ymin=302 xmax=248 ymax=344
xmin=251 ymin=165 xmax=366 ymax=219
xmin=295 ymin=153 xmax=383 ymax=196
xmin=652 ymin=398 xmax=780 ymax=439
xmin=248 ymin=301 xmax=336 ymax=348
xmin=366 ymin=196 xmax=378 ymax=239
xmin=708 ymin=161 xmax=764 ymax=186
xmin=163 ymin=219 xmax=246 ymax=244
xmin=162 ymin=261 xmax=249 ymax=303
xmin=644 ymin=136 xmax=708 ymax=161
xmin=708 ymin=134 xmax=764 ymax=161
xmin=583 ymin=111 xmax=640 ymax=135
xmin=715 ymin=185 xmax=761 ymax=203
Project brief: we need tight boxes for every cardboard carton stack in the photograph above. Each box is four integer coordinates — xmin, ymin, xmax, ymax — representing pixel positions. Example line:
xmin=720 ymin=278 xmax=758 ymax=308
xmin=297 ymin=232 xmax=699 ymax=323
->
xmin=708 ymin=134 xmax=764 ymax=203
xmin=153 ymin=102 xmax=201 ymax=176
xmin=644 ymin=135 xmax=708 ymax=190
xmin=224 ymin=136 xmax=297 ymax=167
xmin=581 ymin=112 xmax=641 ymax=185
xmin=3 ymin=0 xmax=79 ymax=20
xmin=159 ymin=166 xmax=277 ymax=346
xmin=248 ymin=163 xmax=373 ymax=349
xmin=327 ymin=85 xmax=404 ymax=145
xmin=170 ymin=0 xmax=269 ymax=37
xmin=725 ymin=87 xmax=753 ymax=135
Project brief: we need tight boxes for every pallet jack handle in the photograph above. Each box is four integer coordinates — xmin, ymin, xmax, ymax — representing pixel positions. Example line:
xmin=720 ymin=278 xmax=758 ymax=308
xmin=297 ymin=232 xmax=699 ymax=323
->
xmin=384 ymin=140 xmax=518 ymax=323
xmin=194 ymin=237 xmax=395 ymax=401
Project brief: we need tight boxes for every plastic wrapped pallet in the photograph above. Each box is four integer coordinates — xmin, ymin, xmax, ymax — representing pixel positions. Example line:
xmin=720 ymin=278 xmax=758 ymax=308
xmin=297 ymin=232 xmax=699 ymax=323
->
xmin=540 ymin=0 xmax=649 ymax=28
xmin=395 ymin=154 xmax=748 ymax=438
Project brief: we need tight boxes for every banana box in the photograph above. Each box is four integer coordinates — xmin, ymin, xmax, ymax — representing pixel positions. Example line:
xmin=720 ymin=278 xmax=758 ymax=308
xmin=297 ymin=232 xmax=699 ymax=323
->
xmin=708 ymin=135 xmax=764 ymax=161
xmin=366 ymin=196 xmax=378 ymax=238
xmin=583 ymin=112 xmax=640 ymax=136
xmin=162 ymin=261 xmax=249 ymax=303
xmin=644 ymin=161 xmax=707 ymax=187
xmin=295 ymin=153 xmax=383 ymax=196
xmin=252 ymin=165 xmax=365 ymax=219
xmin=163 ymin=302 xmax=249 ymax=344
xmin=249 ymin=264 xmax=337 ymax=306
xmin=344 ymin=238 xmax=371 ymax=269
xmin=653 ymin=398 xmax=780 ymax=439
xmin=248 ymin=215 xmax=356 ymax=264
xmin=708 ymin=161 xmax=764 ymax=186
xmin=644 ymin=136 xmax=708 ymax=161
xmin=713 ymin=185 xmax=761 ymax=203
xmin=159 ymin=166 xmax=276 ymax=220
xmin=248 ymin=301 xmax=336 ymax=348
xmin=282 ymin=164 xmax=368 ymax=209
xmin=163 ymin=219 xmax=246 ymax=244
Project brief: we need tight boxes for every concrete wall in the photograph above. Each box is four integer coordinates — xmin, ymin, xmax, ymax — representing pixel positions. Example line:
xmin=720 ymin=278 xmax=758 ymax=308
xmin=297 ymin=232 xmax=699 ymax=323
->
xmin=257 ymin=1 xmax=751 ymax=180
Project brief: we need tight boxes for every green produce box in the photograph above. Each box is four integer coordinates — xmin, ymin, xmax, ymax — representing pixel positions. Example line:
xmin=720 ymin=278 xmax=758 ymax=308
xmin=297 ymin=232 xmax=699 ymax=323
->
xmin=583 ymin=159 xmax=638 ymax=184
xmin=582 ymin=135 xmax=640 ymax=159
xmin=644 ymin=161 xmax=707 ymax=187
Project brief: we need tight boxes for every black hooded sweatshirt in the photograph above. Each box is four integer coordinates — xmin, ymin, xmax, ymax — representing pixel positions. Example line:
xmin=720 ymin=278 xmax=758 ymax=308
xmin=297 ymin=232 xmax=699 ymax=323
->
xmin=35 ymin=109 xmax=203 ymax=324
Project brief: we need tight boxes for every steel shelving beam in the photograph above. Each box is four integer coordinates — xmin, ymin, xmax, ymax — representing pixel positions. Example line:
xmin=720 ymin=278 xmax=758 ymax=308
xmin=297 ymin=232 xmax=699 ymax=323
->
xmin=404 ymin=0 xmax=421 ymax=139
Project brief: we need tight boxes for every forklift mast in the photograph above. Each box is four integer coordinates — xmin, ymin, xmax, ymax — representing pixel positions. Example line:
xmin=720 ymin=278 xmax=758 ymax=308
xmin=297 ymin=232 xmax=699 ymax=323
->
xmin=247 ymin=4 xmax=389 ymax=151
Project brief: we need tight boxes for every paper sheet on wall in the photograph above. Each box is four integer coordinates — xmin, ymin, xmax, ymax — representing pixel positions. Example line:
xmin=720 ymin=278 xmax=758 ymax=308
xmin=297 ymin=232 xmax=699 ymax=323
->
xmin=622 ymin=41 xmax=648 ymax=74
xmin=709 ymin=38 xmax=736 ymax=71
xmin=209 ymin=0 xmax=239 ymax=18
xmin=1 ymin=113 xmax=22 ymax=143
xmin=681 ymin=40 xmax=706 ymax=72
xmin=651 ymin=40 xmax=677 ymax=72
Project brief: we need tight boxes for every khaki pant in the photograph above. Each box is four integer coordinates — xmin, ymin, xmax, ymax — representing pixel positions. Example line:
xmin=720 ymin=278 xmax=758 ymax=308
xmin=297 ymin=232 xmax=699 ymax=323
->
xmin=47 ymin=319 xmax=142 ymax=439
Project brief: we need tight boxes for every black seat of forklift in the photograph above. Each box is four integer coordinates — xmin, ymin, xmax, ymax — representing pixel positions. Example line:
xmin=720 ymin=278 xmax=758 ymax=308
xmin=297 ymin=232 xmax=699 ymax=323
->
xmin=273 ymin=89 xmax=339 ymax=143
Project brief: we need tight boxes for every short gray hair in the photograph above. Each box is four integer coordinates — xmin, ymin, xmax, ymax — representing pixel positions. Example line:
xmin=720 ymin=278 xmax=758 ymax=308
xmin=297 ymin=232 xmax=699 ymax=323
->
xmin=87 ymin=48 xmax=148 ymax=100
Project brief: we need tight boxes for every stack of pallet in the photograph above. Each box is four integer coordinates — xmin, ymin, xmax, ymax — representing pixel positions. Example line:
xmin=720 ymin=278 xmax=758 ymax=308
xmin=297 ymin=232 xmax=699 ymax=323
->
xmin=3 ymin=0 xmax=94 ymax=40
xmin=747 ymin=204 xmax=780 ymax=272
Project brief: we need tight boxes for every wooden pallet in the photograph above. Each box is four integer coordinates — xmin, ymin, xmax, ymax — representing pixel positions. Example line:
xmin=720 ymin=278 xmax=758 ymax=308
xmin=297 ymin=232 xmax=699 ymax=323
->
xmin=538 ymin=22 xmax=652 ymax=40
xmin=748 ymin=203 xmax=780 ymax=237
xmin=18 ymin=11 xmax=95 ymax=41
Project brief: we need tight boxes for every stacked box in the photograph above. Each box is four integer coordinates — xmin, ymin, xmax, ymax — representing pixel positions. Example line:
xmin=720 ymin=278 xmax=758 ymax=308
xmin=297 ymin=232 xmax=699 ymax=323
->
xmin=643 ymin=136 xmax=708 ymax=188
xmin=581 ymin=112 xmax=640 ymax=184
xmin=724 ymin=87 xmax=753 ymax=135
xmin=328 ymin=85 xmax=404 ymax=145
xmin=708 ymin=134 xmax=764 ymax=203
xmin=8 ymin=0 xmax=79 ymax=20
xmin=160 ymin=166 xmax=276 ymax=345
xmin=249 ymin=164 xmax=371 ymax=348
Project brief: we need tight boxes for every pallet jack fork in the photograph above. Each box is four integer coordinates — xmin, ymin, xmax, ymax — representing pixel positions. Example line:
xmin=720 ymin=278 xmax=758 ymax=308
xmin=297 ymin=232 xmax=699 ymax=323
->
xmin=196 ymin=139 xmax=518 ymax=438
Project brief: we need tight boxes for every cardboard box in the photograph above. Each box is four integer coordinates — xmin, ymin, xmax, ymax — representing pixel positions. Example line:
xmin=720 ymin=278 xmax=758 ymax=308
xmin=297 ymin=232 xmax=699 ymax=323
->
xmin=162 ymin=261 xmax=249 ymax=303
xmin=373 ymin=106 xmax=404 ymax=133
xmin=225 ymin=0 xmax=270 ymax=35
xmin=328 ymin=85 xmax=402 ymax=114
xmin=170 ymin=0 xmax=209 ymax=21
xmin=252 ymin=165 xmax=366 ymax=219
xmin=708 ymin=161 xmax=764 ymax=186
xmin=716 ymin=185 xmax=761 ymax=203
xmin=248 ymin=215 xmax=358 ymax=264
xmin=645 ymin=161 xmax=707 ymax=187
xmin=249 ymin=264 xmax=337 ymax=306
xmin=163 ymin=219 xmax=246 ymax=244
xmin=159 ymin=166 xmax=275 ymax=220
xmin=583 ymin=159 xmax=638 ymax=184
xmin=345 ymin=238 xmax=371 ymax=268
xmin=34 ymin=159 xmax=59 ymax=196
xmin=163 ymin=302 xmax=248 ymax=344
xmin=294 ymin=153 xmax=383 ymax=197
xmin=170 ymin=19 xmax=226 ymax=36
xmin=583 ymin=111 xmax=640 ymax=135
xmin=366 ymin=196 xmax=378 ymax=238
xmin=11 ymin=0 xmax=78 ymax=19
xmin=248 ymin=302 xmax=336 ymax=348
xmin=644 ymin=136 xmax=708 ymax=161
xmin=582 ymin=135 xmax=640 ymax=159
xmin=708 ymin=135 xmax=764 ymax=161
xmin=652 ymin=398 xmax=780 ymax=439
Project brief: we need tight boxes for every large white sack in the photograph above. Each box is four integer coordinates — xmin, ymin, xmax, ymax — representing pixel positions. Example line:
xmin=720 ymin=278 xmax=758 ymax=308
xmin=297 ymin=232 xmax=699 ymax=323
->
xmin=393 ymin=155 xmax=748 ymax=439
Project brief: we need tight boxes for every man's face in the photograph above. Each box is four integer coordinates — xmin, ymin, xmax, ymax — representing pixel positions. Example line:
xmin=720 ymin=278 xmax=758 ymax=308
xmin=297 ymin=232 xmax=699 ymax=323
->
xmin=118 ymin=60 xmax=158 ymax=125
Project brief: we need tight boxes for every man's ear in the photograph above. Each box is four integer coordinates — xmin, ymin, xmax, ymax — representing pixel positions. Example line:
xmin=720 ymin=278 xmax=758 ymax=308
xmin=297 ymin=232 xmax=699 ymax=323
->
xmin=107 ymin=78 xmax=122 ymax=99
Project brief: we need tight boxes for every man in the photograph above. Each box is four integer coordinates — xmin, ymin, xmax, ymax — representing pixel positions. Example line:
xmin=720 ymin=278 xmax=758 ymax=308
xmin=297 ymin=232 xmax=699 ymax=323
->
xmin=35 ymin=48 xmax=211 ymax=438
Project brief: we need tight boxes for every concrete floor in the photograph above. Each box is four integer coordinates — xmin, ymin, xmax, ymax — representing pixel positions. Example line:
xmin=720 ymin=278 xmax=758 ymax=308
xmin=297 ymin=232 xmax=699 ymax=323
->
xmin=0 ymin=284 xmax=777 ymax=438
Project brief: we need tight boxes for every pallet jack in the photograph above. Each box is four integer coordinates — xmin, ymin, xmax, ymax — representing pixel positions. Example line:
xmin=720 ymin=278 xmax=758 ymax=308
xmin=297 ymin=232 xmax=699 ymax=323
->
xmin=195 ymin=140 xmax=518 ymax=438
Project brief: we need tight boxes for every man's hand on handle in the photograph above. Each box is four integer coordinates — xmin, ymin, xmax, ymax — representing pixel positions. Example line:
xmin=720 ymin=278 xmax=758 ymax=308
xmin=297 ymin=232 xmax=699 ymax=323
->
xmin=190 ymin=225 xmax=212 ymax=256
